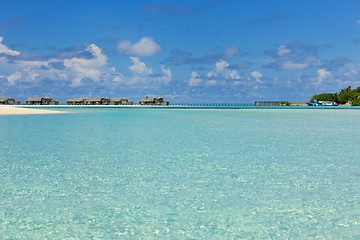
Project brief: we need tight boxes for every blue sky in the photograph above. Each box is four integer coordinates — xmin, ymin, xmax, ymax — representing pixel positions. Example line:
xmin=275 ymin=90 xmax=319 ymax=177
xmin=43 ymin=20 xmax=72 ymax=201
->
xmin=1 ymin=0 xmax=360 ymax=103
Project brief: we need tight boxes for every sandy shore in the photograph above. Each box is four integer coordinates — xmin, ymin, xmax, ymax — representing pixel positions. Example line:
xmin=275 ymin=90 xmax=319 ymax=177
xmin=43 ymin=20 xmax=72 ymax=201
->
xmin=0 ymin=106 xmax=66 ymax=115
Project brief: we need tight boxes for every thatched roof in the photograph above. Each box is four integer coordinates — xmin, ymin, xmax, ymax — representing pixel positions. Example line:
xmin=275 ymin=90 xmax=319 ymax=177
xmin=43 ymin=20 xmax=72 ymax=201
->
xmin=67 ymin=98 xmax=86 ymax=102
xmin=26 ymin=97 xmax=42 ymax=102
xmin=139 ymin=97 xmax=155 ymax=102
xmin=111 ymin=98 xmax=128 ymax=102
xmin=26 ymin=97 xmax=51 ymax=102
xmin=85 ymin=97 xmax=110 ymax=101
xmin=0 ymin=97 xmax=13 ymax=101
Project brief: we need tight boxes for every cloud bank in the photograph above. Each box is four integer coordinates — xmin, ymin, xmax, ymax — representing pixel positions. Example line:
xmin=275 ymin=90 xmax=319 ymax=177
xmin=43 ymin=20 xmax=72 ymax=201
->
xmin=265 ymin=42 xmax=320 ymax=70
xmin=0 ymin=36 xmax=171 ymax=91
xmin=187 ymin=59 xmax=242 ymax=87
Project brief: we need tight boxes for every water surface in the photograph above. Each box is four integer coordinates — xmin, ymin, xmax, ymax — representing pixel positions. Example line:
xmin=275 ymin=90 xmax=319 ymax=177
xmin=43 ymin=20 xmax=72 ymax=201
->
xmin=1 ymin=108 xmax=359 ymax=239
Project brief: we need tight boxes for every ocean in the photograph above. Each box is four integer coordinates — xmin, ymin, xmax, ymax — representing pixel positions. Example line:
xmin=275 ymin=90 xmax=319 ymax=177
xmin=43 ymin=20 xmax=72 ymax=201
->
xmin=1 ymin=107 xmax=359 ymax=239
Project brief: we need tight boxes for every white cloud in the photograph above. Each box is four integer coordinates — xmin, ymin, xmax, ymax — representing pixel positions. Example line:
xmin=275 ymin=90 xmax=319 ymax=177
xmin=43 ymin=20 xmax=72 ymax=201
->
xmin=277 ymin=44 xmax=291 ymax=56
xmin=226 ymin=69 xmax=240 ymax=79
xmin=111 ymin=73 xmax=125 ymax=84
xmin=317 ymin=68 xmax=331 ymax=83
xmin=87 ymin=44 xmax=107 ymax=65
xmin=267 ymin=42 xmax=320 ymax=71
xmin=188 ymin=71 xmax=202 ymax=86
xmin=63 ymin=44 xmax=108 ymax=86
xmin=251 ymin=71 xmax=263 ymax=82
xmin=207 ymin=71 xmax=217 ymax=78
xmin=117 ymin=37 xmax=161 ymax=57
xmin=7 ymin=71 xmax=22 ymax=85
xmin=158 ymin=65 xmax=172 ymax=84
xmin=189 ymin=60 xmax=241 ymax=87
xmin=126 ymin=58 xmax=171 ymax=86
xmin=0 ymin=43 xmax=108 ymax=87
xmin=341 ymin=67 xmax=358 ymax=78
xmin=215 ymin=59 xmax=230 ymax=72
xmin=22 ymin=66 xmax=39 ymax=82
xmin=161 ymin=65 xmax=171 ymax=77
xmin=0 ymin=36 xmax=20 ymax=56
xmin=5 ymin=66 xmax=41 ymax=85
xmin=213 ymin=59 xmax=240 ymax=80
xmin=128 ymin=57 xmax=153 ymax=75
xmin=280 ymin=56 xmax=319 ymax=70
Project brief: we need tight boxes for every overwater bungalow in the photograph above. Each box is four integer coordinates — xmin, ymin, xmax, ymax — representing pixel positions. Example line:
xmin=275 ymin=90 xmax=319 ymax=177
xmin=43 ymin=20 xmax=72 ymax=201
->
xmin=84 ymin=97 xmax=110 ymax=105
xmin=67 ymin=98 xmax=87 ymax=105
xmin=139 ymin=96 xmax=155 ymax=105
xmin=0 ymin=97 xmax=20 ymax=105
xmin=154 ymin=96 xmax=169 ymax=105
xmin=26 ymin=97 xmax=59 ymax=105
xmin=110 ymin=98 xmax=134 ymax=105
xmin=139 ymin=96 xmax=169 ymax=106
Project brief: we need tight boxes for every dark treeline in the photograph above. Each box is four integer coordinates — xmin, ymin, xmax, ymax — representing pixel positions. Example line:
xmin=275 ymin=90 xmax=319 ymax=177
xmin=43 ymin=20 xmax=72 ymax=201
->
xmin=310 ymin=86 xmax=360 ymax=106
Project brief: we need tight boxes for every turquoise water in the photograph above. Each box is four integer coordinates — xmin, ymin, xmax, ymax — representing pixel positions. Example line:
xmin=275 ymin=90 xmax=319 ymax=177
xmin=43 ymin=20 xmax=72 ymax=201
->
xmin=1 ymin=108 xmax=359 ymax=239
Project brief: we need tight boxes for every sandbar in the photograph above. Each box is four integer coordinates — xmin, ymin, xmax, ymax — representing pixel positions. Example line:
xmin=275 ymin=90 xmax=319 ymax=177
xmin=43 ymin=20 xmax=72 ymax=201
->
xmin=0 ymin=106 xmax=66 ymax=115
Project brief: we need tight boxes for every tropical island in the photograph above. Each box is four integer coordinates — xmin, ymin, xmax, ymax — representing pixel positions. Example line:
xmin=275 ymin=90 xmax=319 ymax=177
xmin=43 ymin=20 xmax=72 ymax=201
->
xmin=310 ymin=86 xmax=360 ymax=106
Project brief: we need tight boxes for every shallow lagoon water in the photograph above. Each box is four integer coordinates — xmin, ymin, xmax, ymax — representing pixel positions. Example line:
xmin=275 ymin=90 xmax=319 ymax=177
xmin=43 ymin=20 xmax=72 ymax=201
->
xmin=1 ymin=108 xmax=359 ymax=239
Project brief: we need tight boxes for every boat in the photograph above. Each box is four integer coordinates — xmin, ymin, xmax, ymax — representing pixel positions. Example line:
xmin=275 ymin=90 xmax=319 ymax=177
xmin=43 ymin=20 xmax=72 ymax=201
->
xmin=307 ymin=99 xmax=338 ymax=106
xmin=307 ymin=99 xmax=321 ymax=106
xmin=319 ymin=101 xmax=338 ymax=106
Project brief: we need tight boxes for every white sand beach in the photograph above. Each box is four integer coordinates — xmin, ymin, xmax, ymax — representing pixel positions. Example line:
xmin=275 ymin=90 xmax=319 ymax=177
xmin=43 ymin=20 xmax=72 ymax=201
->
xmin=0 ymin=106 xmax=66 ymax=115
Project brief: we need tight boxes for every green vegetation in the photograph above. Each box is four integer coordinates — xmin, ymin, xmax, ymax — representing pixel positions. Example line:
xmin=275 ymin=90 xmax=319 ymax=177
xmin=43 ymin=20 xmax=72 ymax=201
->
xmin=310 ymin=86 xmax=360 ymax=106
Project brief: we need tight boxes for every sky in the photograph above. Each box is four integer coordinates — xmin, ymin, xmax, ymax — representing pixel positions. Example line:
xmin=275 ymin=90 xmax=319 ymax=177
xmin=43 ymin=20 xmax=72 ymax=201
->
xmin=1 ymin=0 xmax=360 ymax=103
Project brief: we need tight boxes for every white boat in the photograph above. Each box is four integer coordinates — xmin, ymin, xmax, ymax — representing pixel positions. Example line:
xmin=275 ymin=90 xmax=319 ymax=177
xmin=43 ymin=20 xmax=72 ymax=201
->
xmin=307 ymin=99 xmax=338 ymax=106
xmin=318 ymin=101 xmax=338 ymax=106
